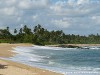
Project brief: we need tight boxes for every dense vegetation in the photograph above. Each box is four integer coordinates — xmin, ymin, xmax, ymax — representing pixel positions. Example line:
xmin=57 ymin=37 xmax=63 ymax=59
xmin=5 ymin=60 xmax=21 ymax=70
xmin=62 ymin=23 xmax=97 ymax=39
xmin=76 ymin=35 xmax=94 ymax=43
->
xmin=0 ymin=24 xmax=100 ymax=45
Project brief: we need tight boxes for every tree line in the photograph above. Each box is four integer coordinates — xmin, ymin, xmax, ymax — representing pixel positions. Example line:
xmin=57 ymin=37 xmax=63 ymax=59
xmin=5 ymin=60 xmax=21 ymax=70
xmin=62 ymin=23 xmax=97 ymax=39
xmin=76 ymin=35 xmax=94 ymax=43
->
xmin=0 ymin=24 xmax=100 ymax=45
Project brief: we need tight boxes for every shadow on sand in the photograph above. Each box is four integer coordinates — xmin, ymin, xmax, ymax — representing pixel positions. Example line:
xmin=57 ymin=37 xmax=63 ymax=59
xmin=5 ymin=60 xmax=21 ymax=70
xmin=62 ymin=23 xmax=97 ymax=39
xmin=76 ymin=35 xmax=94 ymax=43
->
xmin=0 ymin=64 xmax=8 ymax=69
xmin=0 ymin=64 xmax=8 ymax=75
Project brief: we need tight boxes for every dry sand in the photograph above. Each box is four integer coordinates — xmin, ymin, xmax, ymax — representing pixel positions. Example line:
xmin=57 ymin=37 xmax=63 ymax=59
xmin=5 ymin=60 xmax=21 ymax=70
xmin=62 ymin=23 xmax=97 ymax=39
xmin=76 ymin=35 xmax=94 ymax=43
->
xmin=0 ymin=43 xmax=63 ymax=75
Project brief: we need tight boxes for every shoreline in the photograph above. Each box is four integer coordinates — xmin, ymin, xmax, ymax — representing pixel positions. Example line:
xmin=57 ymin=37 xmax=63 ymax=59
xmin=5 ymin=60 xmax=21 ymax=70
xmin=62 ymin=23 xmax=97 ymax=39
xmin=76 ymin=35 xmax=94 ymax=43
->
xmin=1 ymin=43 xmax=100 ymax=75
xmin=0 ymin=43 xmax=32 ymax=57
xmin=0 ymin=43 xmax=63 ymax=75
xmin=67 ymin=44 xmax=100 ymax=47
xmin=47 ymin=44 xmax=100 ymax=48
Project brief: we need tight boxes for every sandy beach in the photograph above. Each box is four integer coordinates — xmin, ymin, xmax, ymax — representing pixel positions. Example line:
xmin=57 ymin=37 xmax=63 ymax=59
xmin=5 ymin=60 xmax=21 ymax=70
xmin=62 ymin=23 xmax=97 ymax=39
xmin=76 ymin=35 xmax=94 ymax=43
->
xmin=0 ymin=43 xmax=63 ymax=75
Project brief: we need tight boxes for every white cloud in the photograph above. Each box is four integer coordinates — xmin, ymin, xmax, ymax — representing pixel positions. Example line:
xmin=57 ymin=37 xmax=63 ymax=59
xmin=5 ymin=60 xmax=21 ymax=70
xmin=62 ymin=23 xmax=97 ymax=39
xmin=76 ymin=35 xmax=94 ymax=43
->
xmin=50 ymin=5 xmax=61 ymax=12
xmin=92 ymin=16 xmax=97 ymax=20
xmin=18 ymin=0 xmax=32 ymax=9
xmin=77 ymin=0 xmax=89 ymax=5
xmin=5 ymin=0 xmax=16 ymax=5
xmin=91 ymin=16 xmax=100 ymax=24
xmin=17 ymin=17 xmax=21 ymax=22
xmin=51 ymin=19 xmax=70 ymax=29
xmin=20 ymin=24 xmax=24 ymax=28
xmin=0 ymin=0 xmax=100 ymax=35
xmin=18 ymin=0 xmax=49 ymax=9
xmin=0 ymin=7 xmax=17 ymax=16
xmin=32 ymin=14 xmax=38 ymax=20
xmin=67 ymin=0 xmax=76 ymax=5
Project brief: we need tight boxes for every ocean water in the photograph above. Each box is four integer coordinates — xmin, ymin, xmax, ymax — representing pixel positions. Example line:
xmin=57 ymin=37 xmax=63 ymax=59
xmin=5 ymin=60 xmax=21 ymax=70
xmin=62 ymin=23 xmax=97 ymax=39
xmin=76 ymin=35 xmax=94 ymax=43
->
xmin=4 ymin=45 xmax=100 ymax=75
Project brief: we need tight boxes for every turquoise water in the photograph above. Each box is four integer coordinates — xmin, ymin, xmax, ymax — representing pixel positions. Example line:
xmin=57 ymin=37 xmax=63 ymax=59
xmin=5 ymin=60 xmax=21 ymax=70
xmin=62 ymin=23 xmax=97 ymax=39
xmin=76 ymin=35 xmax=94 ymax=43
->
xmin=5 ymin=45 xmax=100 ymax=75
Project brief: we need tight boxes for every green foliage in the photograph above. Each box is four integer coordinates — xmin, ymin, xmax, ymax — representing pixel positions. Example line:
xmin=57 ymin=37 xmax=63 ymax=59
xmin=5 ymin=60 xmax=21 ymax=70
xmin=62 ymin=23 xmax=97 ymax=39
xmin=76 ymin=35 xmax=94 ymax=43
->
xmin=14 ymin=29 xmax=17 ymax=34
xmin=1 ymin=25 xmax=100 ymax=45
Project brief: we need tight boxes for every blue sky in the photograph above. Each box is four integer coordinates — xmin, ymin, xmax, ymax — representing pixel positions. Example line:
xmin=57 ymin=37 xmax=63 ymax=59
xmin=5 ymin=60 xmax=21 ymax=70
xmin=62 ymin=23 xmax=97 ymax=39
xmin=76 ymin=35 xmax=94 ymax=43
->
xmin=0 ymin=0 xmax=100 ymax=35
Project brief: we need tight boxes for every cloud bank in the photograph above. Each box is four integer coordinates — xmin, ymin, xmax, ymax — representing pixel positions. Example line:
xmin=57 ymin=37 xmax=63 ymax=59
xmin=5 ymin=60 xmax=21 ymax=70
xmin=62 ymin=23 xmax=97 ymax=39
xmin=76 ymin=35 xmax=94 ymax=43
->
xmin=0 ymin=0 xmax=100 ymax=35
